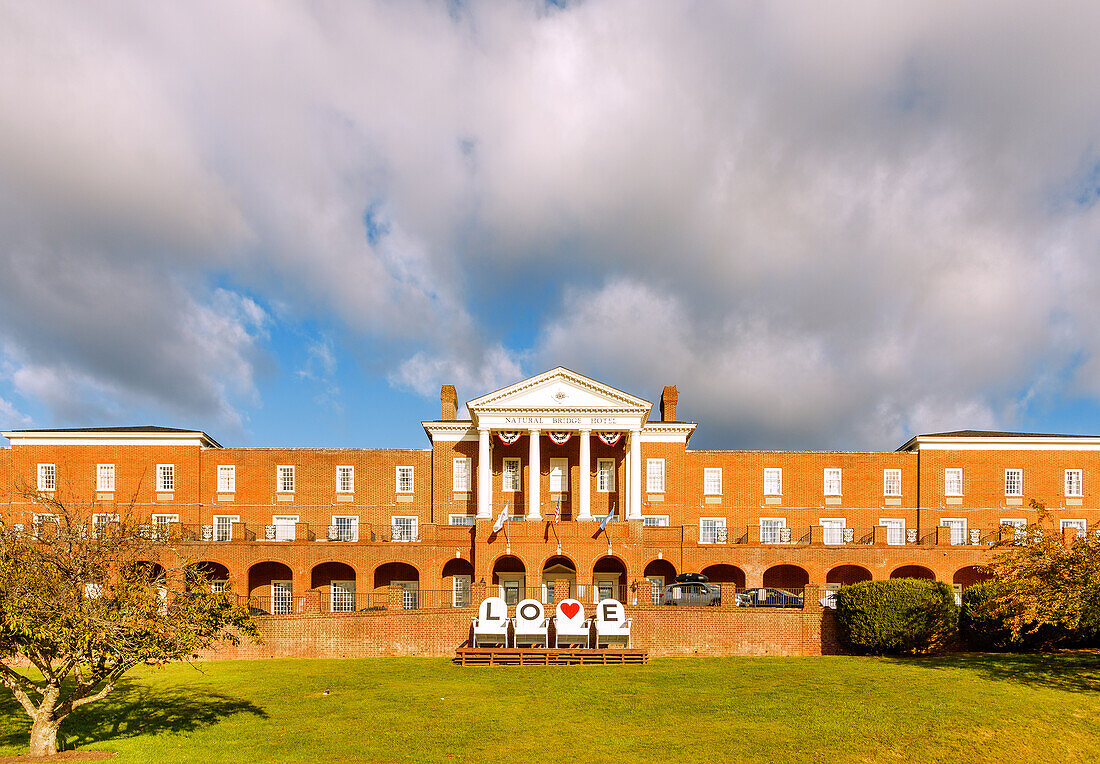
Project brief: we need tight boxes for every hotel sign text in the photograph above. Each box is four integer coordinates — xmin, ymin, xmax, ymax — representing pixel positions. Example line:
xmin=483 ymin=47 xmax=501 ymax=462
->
xmin=502 ymin=416 xmax=621 ymax=426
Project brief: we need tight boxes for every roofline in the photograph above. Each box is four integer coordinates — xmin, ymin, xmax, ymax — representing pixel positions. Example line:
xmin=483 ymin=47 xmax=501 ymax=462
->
xmin=899 ymin=433 xmax=1100 ymax=452
xmin=2 ymin=429 xmax=222 ymax=448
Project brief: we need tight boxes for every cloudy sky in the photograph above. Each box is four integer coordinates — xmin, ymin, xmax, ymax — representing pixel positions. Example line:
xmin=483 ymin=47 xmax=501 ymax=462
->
xmin=2 ymin=0 xmax=1100 ymax=450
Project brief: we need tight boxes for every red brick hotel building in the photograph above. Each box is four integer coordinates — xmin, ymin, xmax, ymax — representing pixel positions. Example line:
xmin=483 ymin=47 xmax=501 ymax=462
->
xmin=2 ymin=367 xmax=1096 ymax=616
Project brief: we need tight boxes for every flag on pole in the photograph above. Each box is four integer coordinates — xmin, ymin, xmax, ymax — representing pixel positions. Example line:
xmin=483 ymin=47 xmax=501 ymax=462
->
xmin=598 ymin=504 xmax=615 ymax=531
xmin=492 ymin=506 xmax=508 ymax=533
xmin=554 ymin=498 xmax=561 ymax=524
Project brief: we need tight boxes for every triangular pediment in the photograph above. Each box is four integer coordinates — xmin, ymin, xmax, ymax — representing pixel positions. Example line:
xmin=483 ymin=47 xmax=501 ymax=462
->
xmin=468 ymin=367 xmax=652 ymax=414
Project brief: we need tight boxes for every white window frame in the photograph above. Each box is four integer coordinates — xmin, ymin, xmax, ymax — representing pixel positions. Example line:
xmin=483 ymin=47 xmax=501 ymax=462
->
xmin=1001 ymin=518 xmax=1027 ymax=544
xmin=883 ymin=469 xmax=901 ymax=497
xmin=941 ymin=517 xmax=967 ymax=546
xmin=820 ymin=517 xmax=845 ymax=545
xmin=396 ymin=466 xmax=414 ymax=494
xmin=37 ymin=463 xmax=55 ymax=492
xmin=217 ymin=465 xmax=235 ymax=493
xmin=330 ymin=580 xmax=355 ymax=612
xmin=643 ymin=515 xmax=670 ymax=527
xmin=452 ymin=458 xmax=471 ymax=493
xmin=271 ymin=580 xmax=293 ymax=615
xmin=213 ymin=514 xmax=239 ymax=542
xmin=703 ymin=467 xmax=722 ymax=496
xmin=879 ymin=518 xmax=905 ymax=546
xmin=760 ymin=517 xmax=787 ymax=544
xmin=596 ymin=459 xmax=615 ymax=492
xmin=502 ymin=458 xmax=521 ymax=492
xmin=156 ymin=464 xmax=174 ymax=493
xmin=391 ymin=515 xmax=418 ymax=542
xmin=1065 ymin=469 xmax=1083 ymax=497
xmin=277 ymin=465 xmax=295 ymax=493
xmin=1004 ymin=468 xmax=1022 ymax=497
xmin=394 ymin=580 xmax=419 ymax=609
xmin=331 ymin=515 xmax=359 ymax=542
xmin=452 ymin=574 xmax=472 ymax=607
xmin=96 ymin=464 xmax=115 ymax=492
xmin=764 ymin=468 xmax=782 ymax=496
xmin=448 ymin=514 xmax=476 ymax=526
xmin=944 ymin=468 xmax=963 ymax=497
xmin=549 ymin=458 xmax=569 ymax=493
xmin=92 ymin=513 xmax=119 ymax=539
xmin=1061 ymin=518 xmax=1087 ymax=539
xmin=272 ymin=514 xmax=298 ymax=542
xmin=699 ymin=517 xmax=727 ymax=544
xmin=646 ymin=458 xmax=665 ymax=493
xmin=32 ymin=512 xmax=58 ymax=538
xmin=151 ymin=513 xmax=178 ymax=537
xmin=336 ymin=465 xmax=354 ymax=494
xmin=823 ymin=468 xmax=842 ymax=496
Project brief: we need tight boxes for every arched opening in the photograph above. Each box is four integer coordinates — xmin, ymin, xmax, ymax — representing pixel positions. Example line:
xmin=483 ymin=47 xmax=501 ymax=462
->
xmin=953 ymin=565 xmax=991 ymax=591
xmin=763 ymin=564 xmax=809 ymax=590
xmin=248 ymin=561 xmax=294 ymax=615
xmin=442 ymin=558 xmax=475 ymax=607
xmin=701 ymin=563 xmax=746 ymax=588
xmin=186 ymin=561 xmax=230 ymax=593
xmin=541 ymin=555 xmax=577 ymax=603
xmin=890 ymin=565 xmax=935 ymax=580
xmin=643 ymin=559 xmax=678 ymax=604
xmin=826 ymin=565 xmax=873 ymax=586
xmin=592 ymin=556 xmax=627 ymax=603
xmin=373 ymin=562 xmax=420 ymax=609
xmin=312 ymin=562 xmax=357 ymax=613
xmin=491 ymin=555 xmax=527 ymax=605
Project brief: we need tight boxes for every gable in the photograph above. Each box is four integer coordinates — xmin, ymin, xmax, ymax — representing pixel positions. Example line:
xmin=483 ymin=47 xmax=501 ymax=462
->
xmin=468 ymin=367 xmax=651 ymax=413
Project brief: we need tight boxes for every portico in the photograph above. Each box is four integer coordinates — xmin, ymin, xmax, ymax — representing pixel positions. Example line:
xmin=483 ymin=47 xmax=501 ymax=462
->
xmin=463 ymin=368 xmax=654 ymax=522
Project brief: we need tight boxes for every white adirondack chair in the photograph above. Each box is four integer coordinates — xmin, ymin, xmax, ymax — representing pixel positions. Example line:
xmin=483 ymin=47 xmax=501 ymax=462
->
xmin=513 ymin=598 xmax=549 ymax=648
xmin=553 ymin=598 xmax=590 ymax=648
xmin=472 ymin=597 xmax=510 ymax=647
xmin=594 ymin=598 xmax=632 ymax=648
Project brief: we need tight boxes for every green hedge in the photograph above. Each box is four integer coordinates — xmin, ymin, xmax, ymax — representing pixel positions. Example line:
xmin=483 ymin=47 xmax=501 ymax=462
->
xmin=834 ymin=579 xmax=958 ymax=655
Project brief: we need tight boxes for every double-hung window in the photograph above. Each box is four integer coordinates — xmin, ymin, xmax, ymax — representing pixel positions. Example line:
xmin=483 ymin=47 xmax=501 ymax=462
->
xmin=824 ymin=468 xmax=842 ymax=496
xmin=332 ymin=515 xmax=359 ymax=542
xmin=1004 ymin=469 xmax=1022 ymax=497
xmin=217 ymin=465 xmax=235 ymax=493
xmin=337 ymin=466 xmax=354 ymax=494
xmin=883 ymin=469 xmax=901 ymax=497
xmin=391 ymin=515 xmax=418 ymax=542
xmin=646 ymin=459 xmax=665 ymax=493
xmin=157 ymin=464 xmax=174 ymax=492
xmin=821 ymin=518 xmax=845 ymax=545
xmin=213 ymin=515 xmax=238 ymax=542
xmin=502 ymin=458 xmax=521 ymax=492
xmin=449 ymin=514 xmax=475 ymax=526
xmin=97 ymin=464 xmax=115 ymax=492
xmin=37 ymin=463 xmax=55 ymax=492
xmin=700 ymin=517 xmax=727 ymax=544
xmin=944 ymin=468 xmax=963 ymax=497
xmin=452 ymin=459 xmax=471 ymax=493
xmin=1065 ymin=469 xmax=1083 ymax=497
xmin=92 ymin=513 xmax=119 ymax=539
xmin=704 ymin=468 xmax=722 ymax=496
xmin=941 ymin=518 xmax=967 ymax=546
xmin=879 ymin=518 xmax=905 ymax=546
xmin=151 ymin=513 xmax=177 ymax=539
xmin=1060 ymin=519 xmax=1086 ymax=539
xmin=277 ymin=465 xmax=295 ymax=493
xmin=396 ymin=466 xmax=414 ymax=494
xmin=761 ymin=517 xmax=787 ymax=544
xmin=643 ymin=515 xmax=669 ymax=527
xmin=596 ymin=459 xmax=615 ymax=492
xmin=764 ymin=468 xmax=782 ymax=496
xmin=549 ymin=458 xmax=568 ymax=493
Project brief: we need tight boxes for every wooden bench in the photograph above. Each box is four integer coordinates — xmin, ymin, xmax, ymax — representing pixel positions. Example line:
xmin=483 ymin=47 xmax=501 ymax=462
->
xmin=455 ymin=647 xmax=648 ymax=666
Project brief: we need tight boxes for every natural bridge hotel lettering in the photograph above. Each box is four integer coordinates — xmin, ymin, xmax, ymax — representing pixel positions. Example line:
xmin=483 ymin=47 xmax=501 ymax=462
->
xmin=503 ymin=416 xmax=619 ymax=426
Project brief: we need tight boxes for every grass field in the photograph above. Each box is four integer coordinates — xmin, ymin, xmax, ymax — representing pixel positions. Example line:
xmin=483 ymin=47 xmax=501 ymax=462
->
xmin=1 ymin=653 xmax=1098 ymax=763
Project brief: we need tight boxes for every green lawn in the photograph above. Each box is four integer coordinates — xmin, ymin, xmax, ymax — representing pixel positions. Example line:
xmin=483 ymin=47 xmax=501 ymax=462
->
xmin=2 ymin=654 xmax=1098 ymax=763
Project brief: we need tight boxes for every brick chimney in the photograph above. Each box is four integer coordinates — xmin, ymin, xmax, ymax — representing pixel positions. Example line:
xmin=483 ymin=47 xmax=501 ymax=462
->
xmin=441 ymin=385 xmax=458 ymax=421
xmin=660 ymin=386 xmax=678 ymax=422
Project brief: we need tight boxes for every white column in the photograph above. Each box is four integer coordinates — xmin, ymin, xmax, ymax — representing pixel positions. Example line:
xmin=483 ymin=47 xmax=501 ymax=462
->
xmin=628 ymin=428 xmax=642 ymax=519
xmin=623 ymin=442 xmax=631 ymax=519
xmin=477 ymin=427 xmax=492 ymax=519
xmin=578 ymin=429 xmax=592 ymax=520
xmin=528 ymin=429 xmax=542 ymax=520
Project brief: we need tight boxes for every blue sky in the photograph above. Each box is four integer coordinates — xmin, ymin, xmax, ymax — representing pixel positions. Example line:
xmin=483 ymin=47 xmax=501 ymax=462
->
xmin=3 ymin=1 xmax=1100 ymax=452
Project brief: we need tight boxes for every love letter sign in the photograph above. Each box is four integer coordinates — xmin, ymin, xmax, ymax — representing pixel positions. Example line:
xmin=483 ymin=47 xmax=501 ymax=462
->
xmin=479 ymin=596 xmax=506 ymax=622
xmin=556 ymin=598 xmax=584 ymax=622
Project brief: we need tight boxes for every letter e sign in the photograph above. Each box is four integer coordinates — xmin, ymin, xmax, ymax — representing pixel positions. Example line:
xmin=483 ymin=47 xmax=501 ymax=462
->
xmin=600 ymin=601 xmax=622 ymax=622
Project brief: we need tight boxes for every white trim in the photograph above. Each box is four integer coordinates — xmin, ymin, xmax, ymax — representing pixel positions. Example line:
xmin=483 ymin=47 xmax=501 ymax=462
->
xmin=276 ymin=465 xmax=295 ymax=493
xmin=213 ymin=514 xmax=239 ymax=541
xmin=596 ymin=458 xmax=615 ymax=492
xmin=760 ymin=516 xmax=787 ymax=544
xmin=642 ymin=515 xmax=669 ymax=527
xmin=878 ymin=518 xmax=905 ymax=545
xmin=37 ymin=463 xmax=55 ymax=491
xmin=940 ymin=517 xmax=967 ymax=545
xmin=3 ymin=430 xmax=219 ymax=447
xmin=330 ymin=580 xmax=355 ymax=612
xmin=764 ymin=468 xmax=782 ymax=496
xmin=501 ymin=458 xmax=521 ymax=492
xmin=452 ymin=458 xmax=472 ymax=493
xmin=217 ymin=464 xmax=236 ymax=493
xmin=271 ymin=580 xmax=293 ymax=615
xmin=336 ymin=465 xmax=354 ymax=494
xmin=391 ymin=515 xmax=418 ymax=542
xmin=96 ymin=463 xmax=115 ymax=492
xmin=331 ymin=515 xmax=359 ymax=542
xmin=156 ymin=464 xmax=174 ymax=493
xmin=1060 ymin=518 xmax=1087 ymax=536
xmin=883 ymin=468 xmax=901 ymax=497
xmin=823 ymin=468 xmax=842 ymax=496
xmin=703 ymin=467 xmax=722 ymax=496
xmin=1004 ymin=468 xmax=1022 ymax=497
xmin=396 ymin=466 xmax=414 ymax=494
xmin=272 ymin=514 xmax=299 ymax=542
xmin=819 ymin=517 xmax=845 ymax=545
xmin=549 ymin=457 xmax=569 ymax=493
xmin=646 ymin=458 xmax=665 ymax=493
xmin=448 ymin=514 xmax=476 ymax=526
xmin=902 ymin=435 xmax=1100 ymax=451
xmin=1065 ymin=469 xmax=1083 ymax=497
xmin=944 ymin=468 xmax=963 ymax=497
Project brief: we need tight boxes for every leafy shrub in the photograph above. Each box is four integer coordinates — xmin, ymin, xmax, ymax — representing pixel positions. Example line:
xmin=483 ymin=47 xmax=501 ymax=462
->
xmin=961 ymin=580 xmax=1100 ymax=650
xmin=834 ymin=579 xmax=958 ymax=655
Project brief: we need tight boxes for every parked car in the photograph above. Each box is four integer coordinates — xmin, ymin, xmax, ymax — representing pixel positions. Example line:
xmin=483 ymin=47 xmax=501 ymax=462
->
xmin=675 ymin=572 xmax=710 ymax=584
xmin=659 ymin=581 xmax=722 ymax=606
xmin=736 ymin=588 xmax=804 ymax=608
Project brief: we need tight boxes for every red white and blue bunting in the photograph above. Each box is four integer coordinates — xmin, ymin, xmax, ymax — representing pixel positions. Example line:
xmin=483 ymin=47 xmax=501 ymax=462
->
xmin=497 ymin=431 xmax=521 ymax=445
xmin=548 ymin=431 xmax=572 ymax=445
xmin=597 ymin=432 xmax=622 ymax=446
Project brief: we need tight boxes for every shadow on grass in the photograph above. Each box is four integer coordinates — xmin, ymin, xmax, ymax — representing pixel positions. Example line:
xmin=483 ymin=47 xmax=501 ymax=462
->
xmin=0 ymin=677 xmax=267 ymax=752
xmin=889 ymin=651 xmax=1100 ymax=694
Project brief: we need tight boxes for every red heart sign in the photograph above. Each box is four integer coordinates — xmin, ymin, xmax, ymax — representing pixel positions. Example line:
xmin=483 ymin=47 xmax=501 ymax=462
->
xmin=560 ymin=602 xmax=580 ymax=619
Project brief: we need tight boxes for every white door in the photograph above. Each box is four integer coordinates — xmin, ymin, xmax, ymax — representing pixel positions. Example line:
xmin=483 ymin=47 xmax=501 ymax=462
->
xmin=647 ymin=576 xmax=665 ymax=605
xmin=941 ymin=519 xmax=966 ymax=546
xmin=549 ymin=458 xmax=568 ymax=493
xmin=821 ymin=519 xmax=844 ymax=545
xmin=1061 ymin=519 xmax=1086 ymax=539
xmin=331 ymin=580 xmax=355 ymax=612
xmin=273 ymin=515 xmax=298 ymax=542
xmin=271 ymin=580 xmax=292 ymax=614
xmin=879 ymin=519 xmax=905 ymax=546
xmin=394 ymin=580 xmax=418 ymax=609
xmin=452 ymin=575 xmax=472 ymax=607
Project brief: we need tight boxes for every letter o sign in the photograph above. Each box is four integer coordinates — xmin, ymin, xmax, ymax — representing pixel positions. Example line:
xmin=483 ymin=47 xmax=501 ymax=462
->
xmin=519 ymin=602 xmax=541 ymax=620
